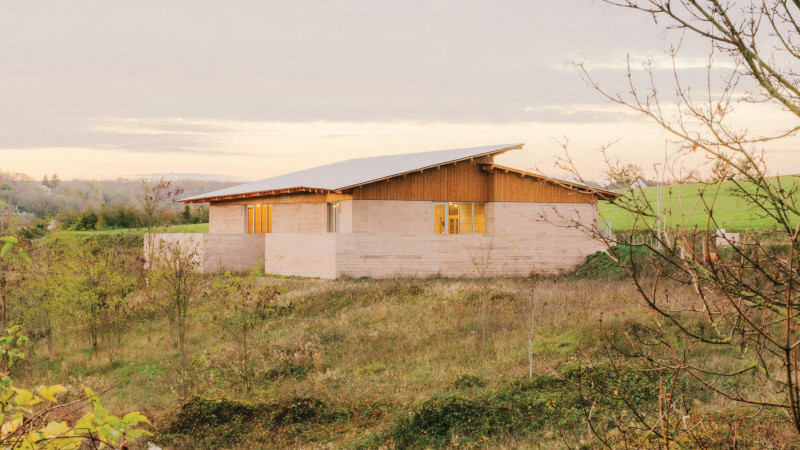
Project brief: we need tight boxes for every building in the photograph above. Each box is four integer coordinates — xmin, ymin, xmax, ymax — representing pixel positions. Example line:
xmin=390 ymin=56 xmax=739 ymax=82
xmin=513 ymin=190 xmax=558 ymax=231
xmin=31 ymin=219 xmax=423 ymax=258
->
xmin=153 ymin=144 xmax=619 ymax=278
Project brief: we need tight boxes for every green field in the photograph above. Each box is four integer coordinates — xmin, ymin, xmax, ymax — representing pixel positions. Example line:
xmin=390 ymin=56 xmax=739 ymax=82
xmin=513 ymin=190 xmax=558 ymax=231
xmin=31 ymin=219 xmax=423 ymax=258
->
xmin=599 ymin=176 xmax=800 ymax=231
xmin=69 ymin=222 xmax=209 ymax=235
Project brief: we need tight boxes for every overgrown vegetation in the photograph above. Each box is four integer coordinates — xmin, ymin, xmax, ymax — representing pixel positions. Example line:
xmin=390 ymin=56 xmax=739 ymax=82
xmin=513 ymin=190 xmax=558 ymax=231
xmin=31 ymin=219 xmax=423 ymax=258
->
xmin=562 ymin=0 xmax=800 ymax=439
xmin=1 ymin=232 xmax=795 ymax=447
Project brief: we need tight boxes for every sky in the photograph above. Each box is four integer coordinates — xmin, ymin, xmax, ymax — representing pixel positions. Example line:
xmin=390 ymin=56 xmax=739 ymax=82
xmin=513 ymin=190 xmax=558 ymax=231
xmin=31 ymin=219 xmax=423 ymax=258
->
xmin=2 ymin=0 xmax=798 ymax=182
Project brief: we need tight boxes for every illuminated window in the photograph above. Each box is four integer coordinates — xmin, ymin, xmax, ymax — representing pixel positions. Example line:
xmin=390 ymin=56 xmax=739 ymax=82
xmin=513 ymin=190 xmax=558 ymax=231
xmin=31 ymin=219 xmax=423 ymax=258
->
xmin=474 ymin=203 xmax=486 ymax=234
xmin=433 ymin=204 xmax=446 ymax=234
xmin=246 ymin=204 xmax=272 ymax=234
xmin=327 ymin=202 xmax=340 ymax=232
xmin=433 ymin=202 xmax=486 ymax=235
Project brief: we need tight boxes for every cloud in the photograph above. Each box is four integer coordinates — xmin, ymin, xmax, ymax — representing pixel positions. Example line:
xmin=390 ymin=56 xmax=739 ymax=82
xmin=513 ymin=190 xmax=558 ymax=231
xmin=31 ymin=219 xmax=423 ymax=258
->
xmin=0 ymin=117 xmax=251 ymax=155
xmin=137 ymin=172 xmax=248 ymax=182
xmin=560 ymin=52 xmax=738 ymax=72
xmin=521 ymin=103 xmax=638 ymax=123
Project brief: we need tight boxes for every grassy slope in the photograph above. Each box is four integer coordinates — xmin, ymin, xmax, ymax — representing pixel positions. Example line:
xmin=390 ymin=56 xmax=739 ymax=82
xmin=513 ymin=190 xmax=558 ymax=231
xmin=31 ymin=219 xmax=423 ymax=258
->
xmin=69 ymin=223 xmax=209 ymax=235
xmin=599 ymin=176 xmax=800 ymax=231
xmin=18 ymin=273 xmax=798 ymax=448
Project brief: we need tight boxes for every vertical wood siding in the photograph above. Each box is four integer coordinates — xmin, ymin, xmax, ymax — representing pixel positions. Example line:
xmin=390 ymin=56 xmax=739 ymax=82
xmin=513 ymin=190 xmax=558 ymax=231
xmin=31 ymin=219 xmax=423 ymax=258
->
xmin=209 ymin=160 xmax=597 ymax=205
xmin=490 ymin=171 xmax=597 ymax=204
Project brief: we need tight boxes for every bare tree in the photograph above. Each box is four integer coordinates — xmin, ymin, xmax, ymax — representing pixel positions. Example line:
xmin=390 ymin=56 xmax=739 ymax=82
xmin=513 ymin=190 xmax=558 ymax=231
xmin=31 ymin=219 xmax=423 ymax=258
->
xmin=150 ymin=238 xmax=201 ymax=369
xmin=559 ymin=0 xmax=800 ymax=438
xmin=138 ymin=178 xmax=183 ymax=238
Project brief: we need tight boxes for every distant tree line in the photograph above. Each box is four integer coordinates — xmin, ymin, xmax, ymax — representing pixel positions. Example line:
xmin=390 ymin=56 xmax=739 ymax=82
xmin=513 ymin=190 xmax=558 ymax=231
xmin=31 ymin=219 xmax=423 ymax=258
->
xmin=0 ymin=171 xmax=232 ymax=231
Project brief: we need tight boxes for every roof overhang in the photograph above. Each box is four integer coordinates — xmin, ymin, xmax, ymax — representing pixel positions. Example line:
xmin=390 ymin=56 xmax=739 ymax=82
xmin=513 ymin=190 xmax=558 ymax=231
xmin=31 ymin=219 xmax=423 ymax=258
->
xmin=480 ymin=164 xmax=622 ymax=201
xmin=182 ymin=186 xmax=339 ymax=204
xmin=181 ymin=143 xmax=524 ymax=204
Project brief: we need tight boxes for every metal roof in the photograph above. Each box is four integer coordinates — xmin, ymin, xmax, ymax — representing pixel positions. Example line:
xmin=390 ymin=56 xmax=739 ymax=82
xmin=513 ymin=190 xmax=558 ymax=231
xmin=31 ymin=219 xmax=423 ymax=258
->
xmin=182 ymin=143 xmax=523 ymax=202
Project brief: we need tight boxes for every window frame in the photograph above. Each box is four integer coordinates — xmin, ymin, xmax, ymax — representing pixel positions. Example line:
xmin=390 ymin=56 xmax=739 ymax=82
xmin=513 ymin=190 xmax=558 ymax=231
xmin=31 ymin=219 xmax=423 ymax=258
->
xmin=433 ymin=202 xmax=486 ymax=235
xmin=245 ymin=204 xmax=273 ymax=234
xmin=327 ymin=201 xmax=341 ymax=233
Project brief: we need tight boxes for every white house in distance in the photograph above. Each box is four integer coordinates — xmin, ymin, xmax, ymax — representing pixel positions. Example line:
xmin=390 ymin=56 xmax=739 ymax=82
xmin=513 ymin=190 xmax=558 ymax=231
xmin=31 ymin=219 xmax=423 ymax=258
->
xmin=153 ymin=144 xmax=619 ymax=278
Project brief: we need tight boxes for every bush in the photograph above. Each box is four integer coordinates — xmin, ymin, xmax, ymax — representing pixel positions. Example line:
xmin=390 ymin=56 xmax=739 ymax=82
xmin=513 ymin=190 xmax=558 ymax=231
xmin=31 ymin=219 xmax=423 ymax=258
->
xmin=567 ymin=245 xmax=658 ymax=279
xmin=449 ymin=373 xmax=487 ymax=389
xmin=385 ymin=362 xmax=667 ymax=448
xmin=158 ymin=395 xmax=350 ymax=448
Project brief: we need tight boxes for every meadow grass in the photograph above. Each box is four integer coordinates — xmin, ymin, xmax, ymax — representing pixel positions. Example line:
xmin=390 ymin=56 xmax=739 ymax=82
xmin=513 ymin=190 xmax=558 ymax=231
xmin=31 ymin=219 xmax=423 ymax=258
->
xmin=599 ymin=176 xmax=800 ymax=231
xmin=68 ymin=222 xmax=209 ymax=235
xmin=17 ymin=272 xmax=798 ymax=447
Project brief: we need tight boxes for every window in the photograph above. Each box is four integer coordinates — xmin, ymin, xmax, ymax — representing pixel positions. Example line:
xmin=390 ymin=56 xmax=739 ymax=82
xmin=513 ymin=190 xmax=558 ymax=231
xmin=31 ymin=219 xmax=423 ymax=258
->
xmin=327 ymin=202 xmax=340 ymax=232
xmin=246 ymin=204 xmax=272 ymax=234
xmin=433 ymin=202 xmax=486 ymax=235
xmin=433 ymin=204 xmax=446 ymax=234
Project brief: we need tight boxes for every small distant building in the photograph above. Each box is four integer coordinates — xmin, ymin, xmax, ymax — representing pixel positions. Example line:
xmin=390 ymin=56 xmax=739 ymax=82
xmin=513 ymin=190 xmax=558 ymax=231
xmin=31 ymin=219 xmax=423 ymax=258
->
xmin=630 ymin=177 xmax=657 ymax=189
xmin=150 ymin=144 xmax=620 ymax=278
xmin=606 ymin=177 xmax=657 ymax=190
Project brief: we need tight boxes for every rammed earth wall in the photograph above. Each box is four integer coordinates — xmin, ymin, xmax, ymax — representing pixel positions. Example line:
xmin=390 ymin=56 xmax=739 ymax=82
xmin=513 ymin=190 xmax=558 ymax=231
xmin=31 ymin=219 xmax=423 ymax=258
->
xmin=146 ymin=233 xmax=265 ymax=273
xmin=261 ymin=201 xmax=600 ymax=278
xmin=161 ymin=201 xmax=601 ymax=277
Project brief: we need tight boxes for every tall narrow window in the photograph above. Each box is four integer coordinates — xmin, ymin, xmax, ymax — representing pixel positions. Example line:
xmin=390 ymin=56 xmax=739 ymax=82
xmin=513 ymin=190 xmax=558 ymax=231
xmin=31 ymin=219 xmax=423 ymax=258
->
xmin=460 ymin=202 xmax=474 ymax=234
xmin=447 ymin=202 xmax=460 ymax=234
xmin=433 ymin=203 xmax=446 ymax=234
xmin=327 ymin=202 xmax=340 ymax=232
xmin=474 ymin=203 xmax=486 ymax=234
xmin=246 ymin=204 xmax=272 ymax=234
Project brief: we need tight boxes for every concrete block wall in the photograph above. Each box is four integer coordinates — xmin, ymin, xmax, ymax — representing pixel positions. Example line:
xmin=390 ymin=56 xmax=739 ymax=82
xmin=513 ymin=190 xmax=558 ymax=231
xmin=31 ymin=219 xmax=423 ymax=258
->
xmin=351 ymin=200 xmax=430 ymax=234
xmin=263 ymin=233 xmax=337 ymax=278
xmin=209 ymin=202 xmax=330 ymax=235
xmin=273 ymin=203 xmax=328 ymax=233
xmin=147 ymin=233 xmax=264 ymax=273
xmin=202 ymin=200 xmax=602 ymax=278
xmin=144 ymin=233 xmax=205 ymax=270
xmin=209 ymin=205 xmax=245 ymax=234
xmin=202 ymin=234 xmax=265 ymax=273
xmin=335 ymin=201 xmax=601 ymax=277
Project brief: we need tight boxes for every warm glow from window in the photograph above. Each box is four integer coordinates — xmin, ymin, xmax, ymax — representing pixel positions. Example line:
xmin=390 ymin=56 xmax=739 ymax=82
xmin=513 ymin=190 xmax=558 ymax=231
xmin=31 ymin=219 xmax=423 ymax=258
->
xmin=433 ymin=204 xmax=446 ymax=234
xmin=433 ymin=202 xmax=486 ymax=235
xmin=327 ymin=202 xmax=340 ymax=232
xmin=447 ymin=202 xmax=460 ymax=234
xmin=246 ymin=204 xmax=272 ymax=234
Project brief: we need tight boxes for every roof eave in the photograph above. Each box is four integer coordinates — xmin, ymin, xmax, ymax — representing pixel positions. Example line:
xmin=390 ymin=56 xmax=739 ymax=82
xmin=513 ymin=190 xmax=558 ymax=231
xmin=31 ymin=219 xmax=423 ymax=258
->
xmin=181 ymin=186 xmax=338 ymax=204
xmin=482 ymin=164 xmax=622 ymax=200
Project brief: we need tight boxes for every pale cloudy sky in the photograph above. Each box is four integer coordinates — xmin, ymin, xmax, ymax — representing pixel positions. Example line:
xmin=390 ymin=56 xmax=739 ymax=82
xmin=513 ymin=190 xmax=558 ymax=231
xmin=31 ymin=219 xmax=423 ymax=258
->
xmin=1 ymin=1 xmax=797 ymax=181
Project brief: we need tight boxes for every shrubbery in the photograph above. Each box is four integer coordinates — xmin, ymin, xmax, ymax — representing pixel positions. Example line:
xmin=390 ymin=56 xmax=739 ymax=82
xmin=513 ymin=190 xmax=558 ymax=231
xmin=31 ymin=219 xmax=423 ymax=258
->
xmin=384 ymin=362 xmax=667 ymax=448
xmin=159 ymin=395 xmax=350 ymax=448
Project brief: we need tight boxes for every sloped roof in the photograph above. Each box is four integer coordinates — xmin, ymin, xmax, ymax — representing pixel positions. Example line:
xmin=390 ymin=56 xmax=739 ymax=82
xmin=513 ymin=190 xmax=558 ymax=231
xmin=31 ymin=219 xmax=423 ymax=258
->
xmin=182 ymin=144 xmax=523 ymax=202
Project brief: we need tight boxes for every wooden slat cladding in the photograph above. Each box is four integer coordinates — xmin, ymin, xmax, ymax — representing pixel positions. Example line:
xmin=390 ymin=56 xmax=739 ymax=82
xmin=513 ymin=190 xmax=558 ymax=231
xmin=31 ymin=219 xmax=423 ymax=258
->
xmin=353 ymin=159 xmax=596 ymax=204
xmin=490 ymin=171 xmax=596 ymax=204
xmin=212 ymin=192 xmax=352 ymax=206
xmin=211 ymin=159 xmax=596 ymax=205
xmin=353 ymin=160 xmax=492 ymax=202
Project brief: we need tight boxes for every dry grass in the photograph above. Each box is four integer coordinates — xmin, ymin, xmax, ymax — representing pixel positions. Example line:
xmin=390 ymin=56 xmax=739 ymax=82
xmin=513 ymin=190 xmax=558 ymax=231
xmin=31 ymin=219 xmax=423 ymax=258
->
xmin=16 ymin=274 xmax=800 ymax=447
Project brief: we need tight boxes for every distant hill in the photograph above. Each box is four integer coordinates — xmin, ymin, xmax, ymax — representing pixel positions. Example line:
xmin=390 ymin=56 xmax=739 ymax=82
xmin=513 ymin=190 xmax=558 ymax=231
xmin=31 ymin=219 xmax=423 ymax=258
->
xmin=598 ymin=176 xmax=800 ymax=231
